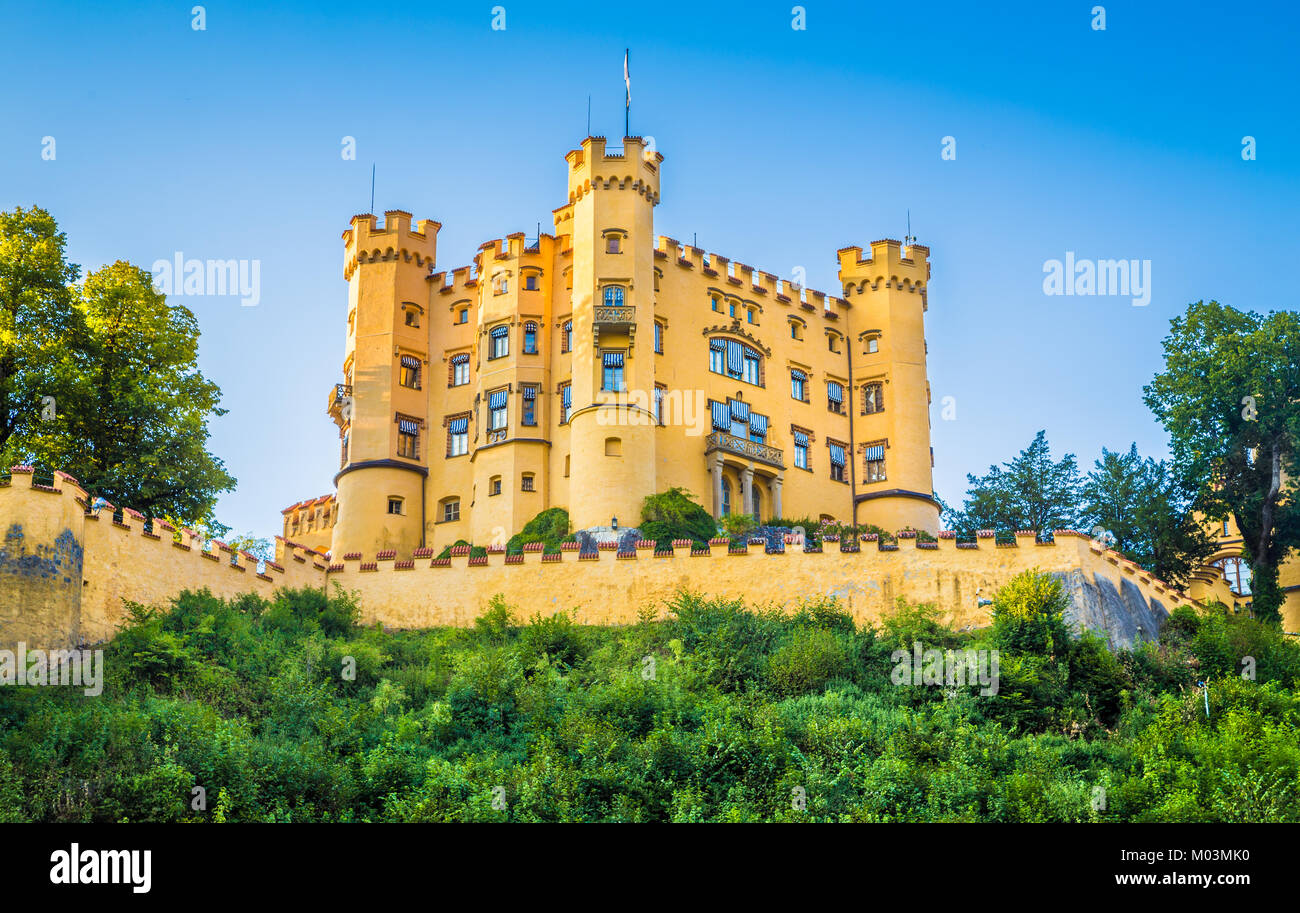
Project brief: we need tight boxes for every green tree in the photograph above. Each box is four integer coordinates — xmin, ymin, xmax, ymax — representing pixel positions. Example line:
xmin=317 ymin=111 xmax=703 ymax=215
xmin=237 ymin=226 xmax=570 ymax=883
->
xmin=0 ymin=207 xmax=81 ymax=459
xmin=639 ymin=487 xmax=717 ymax=549
xmin=952 ymin=431 xmax=1082 ymax=535
xmin=1143 ymin=300 xmax=1300 ymax=623
xmin=42 ymin=261 xmax=235 ymax=525
xmin=1081 ymin=443 xmax=1213 ymax=584
xmin=505 ymin=507 xmax=570 ymax=554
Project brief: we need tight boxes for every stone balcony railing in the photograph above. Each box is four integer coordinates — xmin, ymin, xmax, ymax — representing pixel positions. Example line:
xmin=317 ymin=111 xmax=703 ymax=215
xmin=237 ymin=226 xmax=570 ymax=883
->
xmin=705 ymin=431 xmax=784 ymax=469
xmin=593 ymin=305 xmax=635 ymax=326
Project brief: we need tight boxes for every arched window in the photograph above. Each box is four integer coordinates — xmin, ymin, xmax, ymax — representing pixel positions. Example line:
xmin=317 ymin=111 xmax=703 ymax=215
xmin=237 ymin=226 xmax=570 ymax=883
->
xmin=603 ymin=286 xmax=625 ymax=308
xmin=523 ymin=321 xmax=538 ymax=354
xmin=1213 ymin=557 xmax=1252 ymax=596
xmin=489 ymin=324 xmax=509 ymax=359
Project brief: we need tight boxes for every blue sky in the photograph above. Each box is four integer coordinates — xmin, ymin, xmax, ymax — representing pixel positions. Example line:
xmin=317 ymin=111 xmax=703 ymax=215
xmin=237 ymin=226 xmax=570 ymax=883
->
xmin=2 ymin=0 xmax=1297 ymax=538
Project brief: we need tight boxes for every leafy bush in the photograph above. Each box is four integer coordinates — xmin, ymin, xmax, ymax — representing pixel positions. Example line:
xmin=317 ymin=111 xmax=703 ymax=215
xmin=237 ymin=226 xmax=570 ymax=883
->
xmin=639 ymin=487 xmax=717 ymax=550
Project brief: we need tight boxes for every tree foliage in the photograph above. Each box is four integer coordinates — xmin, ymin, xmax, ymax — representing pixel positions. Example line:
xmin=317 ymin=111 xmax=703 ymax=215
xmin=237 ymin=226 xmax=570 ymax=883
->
xmin=640 ymin=487 xmax=717 ymax=549
xmin=1144 ymin=300 xmax=1300 ymax=622
xmin=950 ymin=430 xmax=1082 ymax=535
xmin=2 ymin=578 xmax=1298 ymax=822
xmin=0 ymin=208 xmax=235 ymax=527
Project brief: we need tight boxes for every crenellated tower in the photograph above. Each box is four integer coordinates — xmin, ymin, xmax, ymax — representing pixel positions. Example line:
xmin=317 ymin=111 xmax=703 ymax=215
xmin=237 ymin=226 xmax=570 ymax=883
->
xmin=838 ymin=239 xmax=940 ymax=533
xmin=331 ymin=211 xmax=440 ymax=558
xmin=561 ymin=136 xmax=662 ymax=531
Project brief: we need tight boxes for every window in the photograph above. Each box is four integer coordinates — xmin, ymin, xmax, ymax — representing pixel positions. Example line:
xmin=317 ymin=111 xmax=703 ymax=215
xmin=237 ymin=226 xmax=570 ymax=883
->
xmin=457 ymin=308 xmax=468 ymax=324
xmin=751 ymin=488 xmax=761 ymax=522
xmin=748 ymin=412 xmax=768 ymax=444
xmin=493 ymin=274 xmax=508 ymax=295
xmin=449 ymin=353 xmax=470 ymax=386
xmin=865 ymin=335 xmax=879 ymax=354
xmin=793 ymin=430 xmax=809 ymax=470
xmin=489 ymin=324 xmax=509 ymax=359
xmin=340 ymin=431 xmax=349 ymax=468
xmin=790 ymin=319 xmax=805 ymax=341
xmin=863 ymin=441 xmax=887 ymax=482
xmin=791 ymin=369 xmax=807 ymax=402
xmin=523 ymin=321 xmax=538 ymax=354
xmin=711 ymin=296 xmax=722 ymax=313
xmin=521 ymin=473 xmax=535 ymax=492
xmin=746 ymin=307 xmax=756 ymax=324
xmin=607 ymin=235 xmax=622 ymax=253
xmin=721 ymin=479 xmax=731 ymax=515
xmin=602 ymin=351 xmax=625 ymax=392
xmin=441 ymin=498 xmax=460 ymax=522
xmin=862 ymin=382 xmax=883 ymax=414
xmin=525 ymin=274 xmax=538 ymax=291
xmin=827 ymin=381 xmax=844 ymax=414
xmin=1213 ymin=557 xmax=1252 ymax=596
xmin=654 ymin=322 xmax=663 ymax=354
xmin=709 ymin=337 xmax=762 ymax=386
xmin=653 ymin=384 xmax=665 ymax=425
xmin=400 ymin=355 xmax=421 ymax=389
xmin=489 ymin=389 xmax=508 ymax=431
xmin=829 ymin=441 xmax=846 ymax=482
xmin=828 ymin=333 xmax=840 ymax=353
xmin=490 ymin=476 xmax=502 ymax=496
xmin=1222 ymin=519 xmax=1231 ymax=536
xmin=520 ymin=385 xmax=538 ymax=425
xmin=605 ymin=437 xmax=622 ymax=456
xmin=447 ymin=416 xmax=469 ymax=456
xmin=728 ymin=301 xmax=737 ymax=318
xmin=404 ymin=307 xmax=420 ymax=328
xmin=397 ymin=417 xmax=420 ymax=459
xmin=603 ymin=286 xmax=624 ymax=308
xmin=559 ymin=383 xmax=572 ymax=423
xmin=562 ymin=320 xmax=572 ymax=353
xmin=387 ymin=497 xmax=404 ymax=515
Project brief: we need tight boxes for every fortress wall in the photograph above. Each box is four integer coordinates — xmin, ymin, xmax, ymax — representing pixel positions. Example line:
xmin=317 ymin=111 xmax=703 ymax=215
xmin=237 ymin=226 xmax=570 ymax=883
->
xmin=0 ymin=470 xmax=329 ymax=649
xmin=328 ymin=531 xmax=1236 ymax=649
xmin=0 ymin=467 xmax=1253 ymax=651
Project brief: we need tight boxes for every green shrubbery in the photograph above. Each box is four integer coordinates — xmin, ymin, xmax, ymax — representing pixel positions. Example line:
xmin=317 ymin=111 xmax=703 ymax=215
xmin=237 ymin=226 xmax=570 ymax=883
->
xmin=1 ymin=570 xmax=1297 ymax=822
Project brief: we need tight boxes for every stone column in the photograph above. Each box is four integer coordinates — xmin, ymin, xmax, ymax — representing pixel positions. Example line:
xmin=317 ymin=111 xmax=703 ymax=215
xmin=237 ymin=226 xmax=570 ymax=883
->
xmin=772 ymin=474 xmax=783 ymax=521
xmin=741 ymin=466 xmax=754 ymax=522
xmin=709 ymin=455 xmax=724 ymax=518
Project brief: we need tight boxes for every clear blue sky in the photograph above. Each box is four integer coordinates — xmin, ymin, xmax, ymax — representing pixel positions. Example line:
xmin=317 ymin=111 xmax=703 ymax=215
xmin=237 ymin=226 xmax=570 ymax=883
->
xmin=2 ymin=0 xmax=1297 ymax=538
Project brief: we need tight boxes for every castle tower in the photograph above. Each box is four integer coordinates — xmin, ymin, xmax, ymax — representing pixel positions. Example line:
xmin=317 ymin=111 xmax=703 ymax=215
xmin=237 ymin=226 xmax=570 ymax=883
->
xmin=331 ymin=211 xmax=440 ymax=558
xmin=838 ymin=240 xmax=940 ymax=533
xmin=561 ymin=136 xmax=663 ymax=532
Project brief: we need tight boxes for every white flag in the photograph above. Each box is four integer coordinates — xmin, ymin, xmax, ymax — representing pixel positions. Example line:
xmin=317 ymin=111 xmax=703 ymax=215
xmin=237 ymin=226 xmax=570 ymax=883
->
xmin=624 ymin=49 xmax=630 ymax=108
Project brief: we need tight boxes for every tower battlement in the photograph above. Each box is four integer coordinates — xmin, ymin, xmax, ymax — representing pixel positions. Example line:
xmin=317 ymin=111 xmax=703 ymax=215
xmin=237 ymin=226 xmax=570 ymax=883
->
xmin=565 ymin=136 xmax=661 ymax=204
xmin=837 ymin=240 xmax=931 ymax=295
xmin=343 ymin=210 xmax=440 ymax=280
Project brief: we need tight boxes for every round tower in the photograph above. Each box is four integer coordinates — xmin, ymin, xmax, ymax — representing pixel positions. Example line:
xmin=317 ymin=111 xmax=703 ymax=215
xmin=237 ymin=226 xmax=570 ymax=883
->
xmin=564 ymin=136 xmax=662 ymax=532
xmin=331 ymin=211 xmax=440 ymax=559
xmin=837 ymin=239 xmax=941 ymax=534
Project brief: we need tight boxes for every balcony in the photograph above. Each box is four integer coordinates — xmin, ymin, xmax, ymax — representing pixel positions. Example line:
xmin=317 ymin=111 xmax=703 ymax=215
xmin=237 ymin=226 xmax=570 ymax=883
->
xmin=328 ymin=383 xmax=353 ymax=424
xmin=592 ymin=304 xmax=636 ymax=348
xmin=706 ymin=432 xmax=784 ymax=469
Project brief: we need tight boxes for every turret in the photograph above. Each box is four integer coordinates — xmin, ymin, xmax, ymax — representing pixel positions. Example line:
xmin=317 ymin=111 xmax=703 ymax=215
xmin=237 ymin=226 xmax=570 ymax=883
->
xmin=838 ymin=239 xmax=939 ymax=533
xmin=331 ymin=210 xmax=440 ymax=558
xmin=564 ymin=136 xmax=662 ymax=531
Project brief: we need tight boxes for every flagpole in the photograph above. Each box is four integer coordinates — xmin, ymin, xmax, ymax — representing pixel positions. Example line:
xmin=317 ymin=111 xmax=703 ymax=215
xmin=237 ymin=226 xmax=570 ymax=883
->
xmin=624 ymin=48 xmax=630 ymax=138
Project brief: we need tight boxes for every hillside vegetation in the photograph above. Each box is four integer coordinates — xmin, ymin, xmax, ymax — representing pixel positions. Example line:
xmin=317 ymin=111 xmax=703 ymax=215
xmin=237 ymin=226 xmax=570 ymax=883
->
xmin=1 ymin=572 xmax=1298 ymax=822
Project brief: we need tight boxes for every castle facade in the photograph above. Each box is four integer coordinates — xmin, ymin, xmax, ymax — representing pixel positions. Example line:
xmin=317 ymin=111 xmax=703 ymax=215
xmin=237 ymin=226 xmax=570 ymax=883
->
xmin=285 ymin=136 xmax=939 ymax=558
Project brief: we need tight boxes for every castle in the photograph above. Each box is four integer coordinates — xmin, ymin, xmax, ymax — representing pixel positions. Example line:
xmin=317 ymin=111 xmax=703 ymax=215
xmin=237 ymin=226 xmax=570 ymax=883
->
xmin=284 ymin=136 xmax=939 ymax=558
xmin=0 ymin=137 xmax=1289 ymax=653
